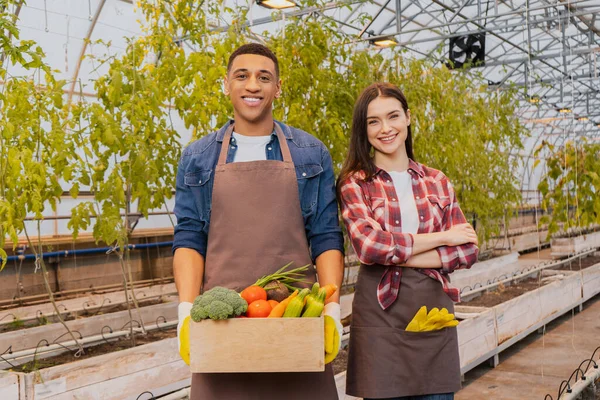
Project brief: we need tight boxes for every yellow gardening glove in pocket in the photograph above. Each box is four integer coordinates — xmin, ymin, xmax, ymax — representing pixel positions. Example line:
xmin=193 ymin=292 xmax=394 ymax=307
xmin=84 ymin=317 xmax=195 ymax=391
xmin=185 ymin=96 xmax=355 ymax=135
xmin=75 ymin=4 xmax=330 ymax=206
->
xmin=405 ymin=305 xmax=428 ymax=332
xmin=177 ymin=302 xmax=192 ymax=365
xmin=323 ymin=303 xmax=342 ymax=364
xmin=406 ymin=306 xmax=458 ymax=332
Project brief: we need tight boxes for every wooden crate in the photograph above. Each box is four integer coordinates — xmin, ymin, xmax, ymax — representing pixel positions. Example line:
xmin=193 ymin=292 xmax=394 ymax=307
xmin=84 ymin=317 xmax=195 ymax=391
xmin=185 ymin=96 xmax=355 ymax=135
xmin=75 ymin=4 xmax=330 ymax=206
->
xmin=190 ymin=317 xmax=324 ymax=373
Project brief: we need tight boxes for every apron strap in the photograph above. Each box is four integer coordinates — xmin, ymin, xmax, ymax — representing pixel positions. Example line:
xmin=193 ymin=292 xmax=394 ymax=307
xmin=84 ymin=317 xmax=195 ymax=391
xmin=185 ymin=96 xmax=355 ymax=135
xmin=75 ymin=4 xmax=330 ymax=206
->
xmin=217 ymin=122 xmax=293 ymax=165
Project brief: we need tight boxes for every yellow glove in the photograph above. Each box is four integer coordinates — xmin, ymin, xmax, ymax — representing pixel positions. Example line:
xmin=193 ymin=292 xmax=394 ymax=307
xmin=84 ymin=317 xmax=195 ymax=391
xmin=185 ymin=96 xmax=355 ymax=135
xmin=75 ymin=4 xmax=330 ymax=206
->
xmin=323 ymin=303 xmax=342 ymax=364
xmin=406 ymin=306 xmax=458 ymax=332
xmin=405 ymin=305 xmax=428 ymax=332
xmin=177 ymin=302 xmax=192 ymax=365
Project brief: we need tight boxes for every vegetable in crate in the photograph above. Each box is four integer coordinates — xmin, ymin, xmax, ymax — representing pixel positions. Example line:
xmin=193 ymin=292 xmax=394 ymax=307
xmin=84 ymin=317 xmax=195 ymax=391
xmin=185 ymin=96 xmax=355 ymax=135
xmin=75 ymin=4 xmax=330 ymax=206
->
xmin=283 ymin=288 xmax=311 ymax=317
xmin=302 ymin=283 xmax=327 ymax=317
xmin=268 ymin=289 xmax=298 ymax=318
xmin=240 ymin=285 xmax=267 ymax=305
xmin=191 ymin=286 xmax=248 ymax=321
xmin=254 ymin=262 xmax=311 ymax=294
xmin=247 ymin=299 xmax=273 ymax=318
xmin=263 ymin=280 xmax=289 ymax=302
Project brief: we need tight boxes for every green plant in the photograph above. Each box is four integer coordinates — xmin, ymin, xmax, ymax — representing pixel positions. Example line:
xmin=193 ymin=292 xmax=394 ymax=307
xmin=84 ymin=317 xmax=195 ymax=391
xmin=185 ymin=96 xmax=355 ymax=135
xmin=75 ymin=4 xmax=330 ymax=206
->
xmin=536 ymin=140 xmax=600 ymax=237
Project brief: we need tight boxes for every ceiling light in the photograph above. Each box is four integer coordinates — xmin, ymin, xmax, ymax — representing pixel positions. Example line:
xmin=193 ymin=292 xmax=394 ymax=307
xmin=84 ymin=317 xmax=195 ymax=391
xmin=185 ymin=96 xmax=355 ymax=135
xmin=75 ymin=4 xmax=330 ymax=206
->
xmin=528 ymin=95 xmax=540 ymax=104
xmin=577 ymin=116 xmax=589 ymax=122
xmin=257 ymin=0 xmax=297 ymax=9
xmin=370 ymin=36 xmax=398 ymax=48
xmin=559 ymin=108 xmax=572 ymax=113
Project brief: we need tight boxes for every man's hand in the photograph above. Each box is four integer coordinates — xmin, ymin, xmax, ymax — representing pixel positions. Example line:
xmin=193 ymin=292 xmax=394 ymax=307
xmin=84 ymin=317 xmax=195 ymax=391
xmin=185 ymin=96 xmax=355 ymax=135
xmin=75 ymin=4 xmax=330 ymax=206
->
xmin=177 ymin=302 xmax=193 ymax=365
xmin=445 ymin=223 xmax=478 ymax=246
xmin=323 ymin=302 xmax=343 ymax=364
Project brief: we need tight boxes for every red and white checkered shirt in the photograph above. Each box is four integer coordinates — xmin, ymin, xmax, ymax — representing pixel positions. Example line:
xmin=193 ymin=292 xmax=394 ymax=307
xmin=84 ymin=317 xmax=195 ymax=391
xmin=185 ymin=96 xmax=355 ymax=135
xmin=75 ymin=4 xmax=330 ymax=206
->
xmin=339 ymin=159 xmax=479 ymax=310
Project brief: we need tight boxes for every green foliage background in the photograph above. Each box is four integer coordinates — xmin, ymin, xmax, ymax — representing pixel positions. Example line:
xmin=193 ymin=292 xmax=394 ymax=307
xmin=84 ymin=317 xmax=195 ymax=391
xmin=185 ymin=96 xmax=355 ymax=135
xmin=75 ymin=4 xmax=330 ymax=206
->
xmin=536 ymin=140 xmax=600 ymax=237
xmin=1 ymin=0 xmax=529 ymax=269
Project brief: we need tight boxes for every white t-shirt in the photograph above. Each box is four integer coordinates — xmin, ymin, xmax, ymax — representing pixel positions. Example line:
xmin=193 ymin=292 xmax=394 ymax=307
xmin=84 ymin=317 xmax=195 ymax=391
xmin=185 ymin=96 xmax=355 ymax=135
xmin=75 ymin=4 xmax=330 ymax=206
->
xmin=388 ymin=170 xmax=419 ymax=234
xmin=231 ymin=132 xmax=271 ymax=162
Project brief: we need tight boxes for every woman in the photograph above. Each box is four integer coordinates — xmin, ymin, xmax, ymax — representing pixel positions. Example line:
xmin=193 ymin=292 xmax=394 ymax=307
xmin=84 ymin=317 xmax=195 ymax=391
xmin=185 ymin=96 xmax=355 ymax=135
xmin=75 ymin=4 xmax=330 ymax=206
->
xmin=338 ymin=82 xmax=479 ymax=400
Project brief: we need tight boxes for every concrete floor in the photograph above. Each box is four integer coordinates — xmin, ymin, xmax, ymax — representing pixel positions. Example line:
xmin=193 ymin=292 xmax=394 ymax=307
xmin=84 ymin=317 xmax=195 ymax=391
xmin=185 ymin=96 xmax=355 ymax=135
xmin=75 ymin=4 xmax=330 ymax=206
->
xmin=457 ymin=295 xmax=600 ymax=400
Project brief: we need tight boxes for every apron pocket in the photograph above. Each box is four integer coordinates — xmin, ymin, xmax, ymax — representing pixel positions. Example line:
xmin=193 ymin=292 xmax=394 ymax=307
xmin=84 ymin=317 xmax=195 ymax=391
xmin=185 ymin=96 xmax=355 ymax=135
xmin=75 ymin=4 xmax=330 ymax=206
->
xmin=347 ymin=325 xmax=460 ymax=398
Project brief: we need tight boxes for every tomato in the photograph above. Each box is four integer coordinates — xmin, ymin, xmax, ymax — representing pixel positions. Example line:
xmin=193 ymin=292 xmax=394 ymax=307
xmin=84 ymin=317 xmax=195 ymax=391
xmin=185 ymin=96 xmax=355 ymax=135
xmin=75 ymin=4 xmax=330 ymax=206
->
xmin=240 ymin=285 xmax=267 ymax=305
xmin=246 ymin=299 xmax=272 ymax=318
xmin=267 ymin=299 xmax=279 ymax=309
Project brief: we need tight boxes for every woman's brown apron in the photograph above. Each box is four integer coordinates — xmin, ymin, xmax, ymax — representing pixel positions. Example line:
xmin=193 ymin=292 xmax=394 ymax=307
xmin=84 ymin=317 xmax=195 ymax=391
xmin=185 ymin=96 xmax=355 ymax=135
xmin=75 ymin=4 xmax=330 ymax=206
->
xmin=346 ymin=266 xmax=461 ymax=398
xmin=190 ymin=123 xmax=338 ymax=400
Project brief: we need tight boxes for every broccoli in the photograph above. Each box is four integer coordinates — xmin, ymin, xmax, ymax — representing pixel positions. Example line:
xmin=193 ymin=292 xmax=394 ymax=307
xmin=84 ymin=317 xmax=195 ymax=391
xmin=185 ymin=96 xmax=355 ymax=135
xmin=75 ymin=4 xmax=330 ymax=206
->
xmin=190 ymin=286 xmax=248 ymax=321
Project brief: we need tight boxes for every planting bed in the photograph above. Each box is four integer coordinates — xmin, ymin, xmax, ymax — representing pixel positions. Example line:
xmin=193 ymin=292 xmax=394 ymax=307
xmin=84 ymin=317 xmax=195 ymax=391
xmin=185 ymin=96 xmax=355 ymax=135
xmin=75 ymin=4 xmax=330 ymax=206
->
xmin=551 ymin=230 xmax=600 ymax=258
xmin=455 ymin=306 xmax=497 ymax=373
xmin=460 ymin=278 xmax=548 ymax=308
xmin=552 ymin=255 xmax=600 ymax=271
xmin=550 ymin=254 xmax=600 ymax=303
xmin=0 ymin=336 xmax=190 ymax=400
xmin=0 ymin=282 xmax=177 ymax=331
xmin=11 ymin=328 xmax=176 ymax=373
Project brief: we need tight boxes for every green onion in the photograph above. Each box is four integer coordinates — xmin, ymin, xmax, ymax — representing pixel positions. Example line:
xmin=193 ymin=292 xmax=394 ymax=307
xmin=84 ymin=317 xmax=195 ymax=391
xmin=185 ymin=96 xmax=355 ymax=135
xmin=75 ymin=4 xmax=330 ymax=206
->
xmin=254 ymin=262 xmax=311 ymax=289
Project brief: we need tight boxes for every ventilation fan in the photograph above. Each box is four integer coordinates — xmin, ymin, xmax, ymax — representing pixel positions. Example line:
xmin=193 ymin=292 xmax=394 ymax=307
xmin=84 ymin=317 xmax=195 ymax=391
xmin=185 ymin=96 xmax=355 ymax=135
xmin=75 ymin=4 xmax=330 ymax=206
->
xmin=447 ymin=33 xmax=486 ymax=69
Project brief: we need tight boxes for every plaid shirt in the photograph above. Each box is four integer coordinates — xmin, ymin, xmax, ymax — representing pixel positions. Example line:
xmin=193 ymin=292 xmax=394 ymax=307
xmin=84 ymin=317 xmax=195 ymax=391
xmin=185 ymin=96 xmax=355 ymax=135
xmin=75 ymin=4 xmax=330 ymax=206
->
xmin=339 ymin=159 xmax=479 ymax=310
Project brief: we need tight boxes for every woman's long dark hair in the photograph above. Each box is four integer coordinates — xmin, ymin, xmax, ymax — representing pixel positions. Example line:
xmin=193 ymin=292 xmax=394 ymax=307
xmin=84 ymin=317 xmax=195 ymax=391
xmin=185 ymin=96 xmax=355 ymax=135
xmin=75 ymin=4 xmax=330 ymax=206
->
xmin=337 ymin=82 xmax=415 ymax=193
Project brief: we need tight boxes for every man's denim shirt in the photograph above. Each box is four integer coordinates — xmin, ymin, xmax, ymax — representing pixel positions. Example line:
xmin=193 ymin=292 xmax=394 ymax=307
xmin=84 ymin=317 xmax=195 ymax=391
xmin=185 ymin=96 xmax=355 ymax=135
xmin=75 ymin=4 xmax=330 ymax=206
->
xmin=173 ymin=120 xmax=344 ymax=261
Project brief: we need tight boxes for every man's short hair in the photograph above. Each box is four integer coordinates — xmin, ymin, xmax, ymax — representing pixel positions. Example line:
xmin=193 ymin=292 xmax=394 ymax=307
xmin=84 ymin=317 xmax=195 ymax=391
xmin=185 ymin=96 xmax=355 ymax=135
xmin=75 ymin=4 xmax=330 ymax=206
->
xmin=227 ymin=43 xmax=279 ymax=78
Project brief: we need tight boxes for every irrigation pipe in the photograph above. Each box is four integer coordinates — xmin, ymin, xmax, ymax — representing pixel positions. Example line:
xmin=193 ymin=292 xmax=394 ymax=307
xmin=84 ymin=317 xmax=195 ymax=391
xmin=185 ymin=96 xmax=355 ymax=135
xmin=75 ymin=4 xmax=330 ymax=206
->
xmin=561 ymin=365 xmax=600 ymax=400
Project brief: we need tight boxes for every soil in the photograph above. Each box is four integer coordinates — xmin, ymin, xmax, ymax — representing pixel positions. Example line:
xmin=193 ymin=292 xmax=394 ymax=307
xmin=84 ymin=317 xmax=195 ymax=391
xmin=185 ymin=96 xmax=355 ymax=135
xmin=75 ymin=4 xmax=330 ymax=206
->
xmin=11 ymin=327 xmax=176 ymax=373
xmin=554 ymin=255 xmax=600 ymax=271
xmin=461 ymin=278 xmax=549 ymax=308
xmin=331 ymin=347 xmax=348 ymax=375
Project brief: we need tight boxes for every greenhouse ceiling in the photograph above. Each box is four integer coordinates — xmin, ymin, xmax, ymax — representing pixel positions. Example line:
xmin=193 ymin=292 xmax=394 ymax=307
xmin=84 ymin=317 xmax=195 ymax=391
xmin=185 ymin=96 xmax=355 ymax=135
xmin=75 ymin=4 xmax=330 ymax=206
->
xmin=7 ymin=0 xmax=600 ymax=147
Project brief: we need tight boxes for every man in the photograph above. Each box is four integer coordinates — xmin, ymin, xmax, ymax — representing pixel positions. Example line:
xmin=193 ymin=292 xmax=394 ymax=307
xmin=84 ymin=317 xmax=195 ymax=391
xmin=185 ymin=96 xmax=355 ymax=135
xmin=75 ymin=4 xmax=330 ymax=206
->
xmin=173 ymin=43 xmax=345 ymax=399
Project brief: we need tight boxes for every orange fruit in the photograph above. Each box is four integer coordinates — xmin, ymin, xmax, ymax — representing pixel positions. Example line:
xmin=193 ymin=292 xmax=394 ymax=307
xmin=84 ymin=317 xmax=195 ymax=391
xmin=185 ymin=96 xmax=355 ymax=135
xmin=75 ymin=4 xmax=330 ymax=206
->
xmin=267 ymin=300 xmax=279 ymax=309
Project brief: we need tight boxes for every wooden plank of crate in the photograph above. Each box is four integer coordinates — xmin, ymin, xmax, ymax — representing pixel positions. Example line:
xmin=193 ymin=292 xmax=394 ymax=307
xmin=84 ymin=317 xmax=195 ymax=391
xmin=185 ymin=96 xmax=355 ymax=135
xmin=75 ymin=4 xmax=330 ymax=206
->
xmin=190 ymin=317 xmax=325 ymax=373
xmin=27 ymin=338 xmax=188 ymax=399
xmin=0 ymin=302 xmax=177 ymax=354
xmin=539 ymin=272 xmax=581 ymax=318
xmin=0 ymin=373 xmax=20 ymax=400
xmin=494 ymin=273 xmax=579 ymax=345
xmin=0 ymin=283 xmax=177 ymax=327
xmin=38 ymin=361 xmax=189 ymax=400
xmin=582 ymin=263 xmax=600 ymax=302
xmin=456 ymin=308 xmax=497 ymax=370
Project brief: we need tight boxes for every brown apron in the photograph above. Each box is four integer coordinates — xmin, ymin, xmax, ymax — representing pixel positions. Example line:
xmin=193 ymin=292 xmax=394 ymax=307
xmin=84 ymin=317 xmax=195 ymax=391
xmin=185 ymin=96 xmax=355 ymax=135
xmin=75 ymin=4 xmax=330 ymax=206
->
xmin=190 ymin=123 xmax=338 ymax=400
xmin=346 ymin=266 xmax=461 ymax=398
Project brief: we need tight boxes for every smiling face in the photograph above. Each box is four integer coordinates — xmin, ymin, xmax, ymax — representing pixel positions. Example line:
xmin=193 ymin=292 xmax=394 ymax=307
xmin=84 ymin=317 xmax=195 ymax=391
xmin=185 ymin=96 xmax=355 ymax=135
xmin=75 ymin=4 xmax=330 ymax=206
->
xmin=366 ymin=95 xmax=411 ymax=157
xmin=224 ymin=54 xmax=281 ymax=130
